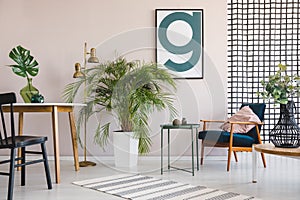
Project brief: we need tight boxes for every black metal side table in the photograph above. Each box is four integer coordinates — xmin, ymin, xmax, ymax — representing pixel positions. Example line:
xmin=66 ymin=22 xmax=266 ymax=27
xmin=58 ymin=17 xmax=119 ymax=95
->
xmin=160 ymin=123 xmax=200 ymax=176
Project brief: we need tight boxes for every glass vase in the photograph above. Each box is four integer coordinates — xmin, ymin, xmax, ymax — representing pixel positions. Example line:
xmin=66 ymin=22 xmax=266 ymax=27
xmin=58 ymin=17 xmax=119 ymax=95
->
xmin=20 ymin=78 xmax=39 ymax=103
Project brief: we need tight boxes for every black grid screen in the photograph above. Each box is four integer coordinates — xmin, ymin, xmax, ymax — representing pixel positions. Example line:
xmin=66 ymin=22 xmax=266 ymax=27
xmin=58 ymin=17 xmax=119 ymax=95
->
xmin=227 ymin=0 xmax=300 ymax=141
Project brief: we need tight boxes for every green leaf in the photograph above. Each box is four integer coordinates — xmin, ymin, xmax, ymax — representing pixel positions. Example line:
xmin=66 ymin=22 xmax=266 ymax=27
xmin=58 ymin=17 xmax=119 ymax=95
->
xmin=278 ymin=63 xmax=287 ymax=71
xmin=8 ymin=45 xmax=39 ymax=78
xmin=279 ymin=99 xmax=288 ymax=104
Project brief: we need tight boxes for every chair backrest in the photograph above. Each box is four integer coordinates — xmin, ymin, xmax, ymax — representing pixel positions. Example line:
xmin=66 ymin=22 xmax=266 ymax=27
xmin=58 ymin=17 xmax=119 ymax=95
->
xmin=241 ymin=103 xmax=266 ymax=143
xmin=0 ymin=92 xmax=17 ymax=147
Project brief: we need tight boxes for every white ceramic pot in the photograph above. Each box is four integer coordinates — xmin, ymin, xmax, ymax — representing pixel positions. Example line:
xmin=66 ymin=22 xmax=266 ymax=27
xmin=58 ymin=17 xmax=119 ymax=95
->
xmin=113 ymin=131 xmax=139 ymax=167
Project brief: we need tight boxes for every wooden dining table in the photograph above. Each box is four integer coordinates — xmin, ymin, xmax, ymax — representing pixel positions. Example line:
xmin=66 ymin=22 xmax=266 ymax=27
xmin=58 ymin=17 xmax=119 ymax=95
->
xmin=3 ymin=103 xmax=86 ymax=184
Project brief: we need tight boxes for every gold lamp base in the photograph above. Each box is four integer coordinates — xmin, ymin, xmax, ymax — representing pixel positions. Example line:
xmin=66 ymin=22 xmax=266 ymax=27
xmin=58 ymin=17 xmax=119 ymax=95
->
xmin=79 ymin=160 xmax=96 ymax=167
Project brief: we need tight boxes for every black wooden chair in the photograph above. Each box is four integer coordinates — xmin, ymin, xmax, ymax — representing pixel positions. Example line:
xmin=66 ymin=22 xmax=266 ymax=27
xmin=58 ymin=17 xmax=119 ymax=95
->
xmin=0 ymin=92 xmax=52 ymax=200
xmin=199 ymin=103 xmax=267 ymax=171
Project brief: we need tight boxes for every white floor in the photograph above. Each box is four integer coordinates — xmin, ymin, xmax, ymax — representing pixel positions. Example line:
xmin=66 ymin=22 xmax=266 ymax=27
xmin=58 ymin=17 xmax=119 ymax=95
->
xmin=0 ymin=153 xmax=299 ymax=200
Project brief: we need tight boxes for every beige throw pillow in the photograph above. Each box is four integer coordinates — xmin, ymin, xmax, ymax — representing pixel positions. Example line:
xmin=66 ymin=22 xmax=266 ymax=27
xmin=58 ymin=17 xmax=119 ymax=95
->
xmin=220 ymin=106 xmax=261 ymax=133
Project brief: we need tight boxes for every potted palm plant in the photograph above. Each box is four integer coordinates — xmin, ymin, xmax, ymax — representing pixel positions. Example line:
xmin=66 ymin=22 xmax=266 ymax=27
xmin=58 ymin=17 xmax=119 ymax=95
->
xmin=63 ymin=57 xmax=177 ymax=167
xmin=258 ymin=63 xmax=300 ymax=148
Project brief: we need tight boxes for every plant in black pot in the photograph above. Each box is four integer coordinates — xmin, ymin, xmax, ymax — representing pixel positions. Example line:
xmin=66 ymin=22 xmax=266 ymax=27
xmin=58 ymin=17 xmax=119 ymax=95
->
xmin=8 ymin=45 xmax=44 ymax=103
xmin=259 ymin=63 xmax=300 ymax=147
xmin=63 ymin=57 xmax=177 ymax=167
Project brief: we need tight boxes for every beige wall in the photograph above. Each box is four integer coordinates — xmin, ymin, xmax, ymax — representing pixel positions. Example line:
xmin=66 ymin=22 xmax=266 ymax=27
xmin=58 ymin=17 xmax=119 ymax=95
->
xmin=0 ymin=0 xmax=227 ymax=156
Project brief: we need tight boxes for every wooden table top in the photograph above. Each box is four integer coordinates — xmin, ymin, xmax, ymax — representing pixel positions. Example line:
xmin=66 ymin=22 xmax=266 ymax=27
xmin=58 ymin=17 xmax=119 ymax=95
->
xmin=2 ymin=103 xmax=86 ymax=113
xmin=9 ymin=103 xmax=86 ymax=107
xmin=254 ymin=143 xmax=300 ymax=156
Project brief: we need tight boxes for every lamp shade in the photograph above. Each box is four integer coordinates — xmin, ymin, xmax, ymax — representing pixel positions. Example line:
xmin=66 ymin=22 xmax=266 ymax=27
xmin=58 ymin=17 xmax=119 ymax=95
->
xmin=87 ymin=48 xmax=99 ymax=63
xmin=73 ymin=63 xmax=84 ymax=78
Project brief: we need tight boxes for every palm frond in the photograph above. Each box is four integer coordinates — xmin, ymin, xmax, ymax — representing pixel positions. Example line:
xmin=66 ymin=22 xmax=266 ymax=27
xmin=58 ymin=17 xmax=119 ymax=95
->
xmin=62 ymin=78 xmax=85 ymax=103
xmin=94 ymin=122 xmax=111 ymax=149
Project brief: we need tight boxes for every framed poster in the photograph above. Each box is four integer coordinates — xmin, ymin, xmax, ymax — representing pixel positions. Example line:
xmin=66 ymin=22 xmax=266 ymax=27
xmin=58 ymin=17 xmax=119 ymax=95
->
xmin=156 ymin=9 xmax=204 ymax=79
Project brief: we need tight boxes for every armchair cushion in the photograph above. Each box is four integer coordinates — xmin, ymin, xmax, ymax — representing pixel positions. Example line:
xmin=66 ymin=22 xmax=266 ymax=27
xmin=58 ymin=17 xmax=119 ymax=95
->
xmin=198 ymin=130 xmax=255 ymax=147
xmin=220 ymin=106 xmax=261 ymax=133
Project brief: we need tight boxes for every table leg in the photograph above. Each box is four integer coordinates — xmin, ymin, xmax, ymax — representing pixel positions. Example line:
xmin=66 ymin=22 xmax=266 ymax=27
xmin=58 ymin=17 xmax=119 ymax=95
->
xmin=52 ymin=106 xmax=60 ymax=183
xmin=191 ymin=128 xmax=194 ymax=176
xmin=196 ymin=128 xmax=199 ymax=171
xmin=68 ymin=111 xmax=79 ymax=171
xmin=168 ymin=129 xmax=170 ymax=170
xmin=18 ymin=112 xmax=24 ymax=136
xmin=17 ymin=112 xmax=24 ymax=171
xmin=252 ymin=145 xmax=257 ymax=183
xmin=161 ymin=128 xmax=163 ymax=175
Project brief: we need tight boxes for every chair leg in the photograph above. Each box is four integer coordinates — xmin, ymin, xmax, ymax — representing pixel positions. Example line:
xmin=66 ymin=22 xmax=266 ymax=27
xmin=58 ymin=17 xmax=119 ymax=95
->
xmin=8 ymin=148 xmax=16 ymax=200
xmin=200 ymin=140 xmax=204 ymax=165
xmin=261 ymin=153 xmax=266 ymax=168
xmin=21 ymin=147 xmax=26 ymax=186
xmin=227 ymin=149 xmax=232 ymax=171
xmin=41 ymin=143 xmax=52 ymax=189
xmin=233 ymin=151 xmax=238 ymax=162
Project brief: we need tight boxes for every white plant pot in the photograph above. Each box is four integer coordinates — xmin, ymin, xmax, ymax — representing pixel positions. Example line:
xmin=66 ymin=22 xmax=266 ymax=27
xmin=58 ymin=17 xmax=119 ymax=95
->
xmin=113 ymin=131 xmax=139 ymax=168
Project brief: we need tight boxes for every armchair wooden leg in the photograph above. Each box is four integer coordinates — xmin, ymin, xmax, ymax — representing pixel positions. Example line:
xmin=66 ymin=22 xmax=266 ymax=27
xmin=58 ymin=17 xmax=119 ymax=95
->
xmin=227 ymin=124 xmax=234 ymax=172
xmin=256 ymin=125 xmax=266 ymax=168
xmin=261 ymin=153 xmax=266 ymax=168
xmin=227 ymin=149 xmax=232 ymax=171
xmin=233 ymin=151 xmax=238 ymax=162
xmin=200 ymin=140 xmax=204 ymax=165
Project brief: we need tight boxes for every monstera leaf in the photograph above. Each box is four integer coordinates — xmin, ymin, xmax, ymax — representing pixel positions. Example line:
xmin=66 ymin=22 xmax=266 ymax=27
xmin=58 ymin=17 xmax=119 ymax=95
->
xmin=8 ymin=45 xmax=39 ymax=78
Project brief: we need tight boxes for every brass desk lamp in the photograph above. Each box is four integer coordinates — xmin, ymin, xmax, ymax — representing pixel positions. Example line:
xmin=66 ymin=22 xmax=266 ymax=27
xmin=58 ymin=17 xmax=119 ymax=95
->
xmin=73 ymin=42 xmax=99 ymax=167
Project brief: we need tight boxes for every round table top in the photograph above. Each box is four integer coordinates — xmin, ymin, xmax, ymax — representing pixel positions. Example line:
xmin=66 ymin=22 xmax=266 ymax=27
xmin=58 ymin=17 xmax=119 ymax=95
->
xmin=254 ymin=143 xmax=300 ymax=156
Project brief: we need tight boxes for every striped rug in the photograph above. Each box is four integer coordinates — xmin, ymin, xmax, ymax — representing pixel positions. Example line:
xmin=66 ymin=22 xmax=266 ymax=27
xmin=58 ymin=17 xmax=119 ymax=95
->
xmin=73 ymin=174 xmax=259 ymax=200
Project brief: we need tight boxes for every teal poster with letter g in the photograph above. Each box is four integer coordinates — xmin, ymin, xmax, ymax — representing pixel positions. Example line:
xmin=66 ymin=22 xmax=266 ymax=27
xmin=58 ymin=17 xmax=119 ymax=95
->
xmin=156 ymin=9 xmax=203 ymax=79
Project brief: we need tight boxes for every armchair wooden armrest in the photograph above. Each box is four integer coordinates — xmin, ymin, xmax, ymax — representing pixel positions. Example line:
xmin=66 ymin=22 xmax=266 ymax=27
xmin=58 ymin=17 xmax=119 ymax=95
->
xmin=200 ymin=119 xmax=226 ymax=131
xmin=200 ymin=119 xmax=226 ymax=123
xmin=228 ymin=121 xmax=264 ymax=125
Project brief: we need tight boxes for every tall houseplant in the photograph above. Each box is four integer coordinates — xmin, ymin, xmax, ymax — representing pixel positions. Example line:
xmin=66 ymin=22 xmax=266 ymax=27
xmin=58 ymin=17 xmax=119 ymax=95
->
xmin=259 ymin=63 xmax=300 ymax=147
xmin=8 ymin=45 xmax=41 ymax=103
xmin=63 ymin=57 xmax=177 ymax=156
